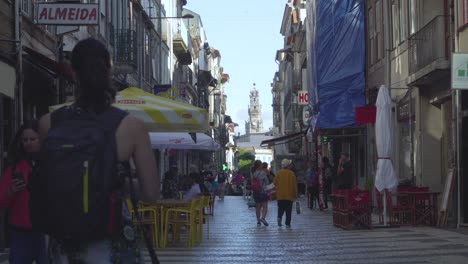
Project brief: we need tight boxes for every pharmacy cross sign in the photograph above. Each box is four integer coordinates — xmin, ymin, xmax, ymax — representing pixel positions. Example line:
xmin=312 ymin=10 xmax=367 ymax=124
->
xmin=36 ymin=2 xmax=99 ymax=25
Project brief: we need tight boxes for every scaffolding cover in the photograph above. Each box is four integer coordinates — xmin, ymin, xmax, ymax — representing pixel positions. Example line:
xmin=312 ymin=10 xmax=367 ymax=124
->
xmin=306 ymin=0 xmax=365 ymax=129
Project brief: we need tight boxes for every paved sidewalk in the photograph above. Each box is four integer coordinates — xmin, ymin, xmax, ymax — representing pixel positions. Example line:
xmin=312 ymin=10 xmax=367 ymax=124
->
xmin=2 ymin=196 xmax=468 ymax=263
xmin=153 ymin=196 xmax=468 ymax=263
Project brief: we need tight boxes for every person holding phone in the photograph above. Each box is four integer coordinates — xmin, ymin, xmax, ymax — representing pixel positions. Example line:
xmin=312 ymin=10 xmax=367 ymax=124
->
xmin=0 ymin=120 xmax=47 ymax=263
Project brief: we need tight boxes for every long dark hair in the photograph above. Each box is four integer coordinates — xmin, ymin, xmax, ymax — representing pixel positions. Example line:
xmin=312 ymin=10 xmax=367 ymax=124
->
xmin=251 ymin=160 xmax=262 ymax=174
xmin=71 ymin=38 xmax=115 ymax=112
xmin=7 ymin=120 xmax=39 ymax=166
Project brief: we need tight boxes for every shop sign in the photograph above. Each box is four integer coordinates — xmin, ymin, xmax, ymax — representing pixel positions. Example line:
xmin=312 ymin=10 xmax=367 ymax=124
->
xmin=452 ymin=53 xmax=468 ymax=89
xmin=36 ymin=3 xmax=99 ymax=25
xmin=297 ymin=91 xmax=308 ymax=105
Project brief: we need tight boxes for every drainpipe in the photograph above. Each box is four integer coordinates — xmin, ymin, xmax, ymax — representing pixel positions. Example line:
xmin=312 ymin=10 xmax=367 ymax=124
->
xmin=14 ymin=0 xmax=23 ymax=128
xmin=451 ymin=0 xmax=461 ymax=229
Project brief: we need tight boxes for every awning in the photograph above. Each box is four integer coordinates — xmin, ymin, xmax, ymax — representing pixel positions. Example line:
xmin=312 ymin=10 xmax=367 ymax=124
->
xmin=23 ymin=46 xmax=73 ymax=81
xmin=0 ymin=61 xmax=16 ymax=98
xmin=150 ymin=132 xmax=220 ymax=150
xmin=50 ymin=87 xmax=209 ymax=132
xmin=260 ymin=131 xmax=306 ymax=147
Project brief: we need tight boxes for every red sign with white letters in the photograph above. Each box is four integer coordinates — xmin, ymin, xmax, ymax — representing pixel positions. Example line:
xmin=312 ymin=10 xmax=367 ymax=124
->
xmin=297 ymin=91 xmax=308 ymax=105
xmin=36 ymin=3 xmax=99 ymax=25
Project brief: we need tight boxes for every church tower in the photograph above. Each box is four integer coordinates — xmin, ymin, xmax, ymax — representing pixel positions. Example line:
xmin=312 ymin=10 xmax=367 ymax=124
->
xmin=245 ymin=83 xmax=263 ymax=134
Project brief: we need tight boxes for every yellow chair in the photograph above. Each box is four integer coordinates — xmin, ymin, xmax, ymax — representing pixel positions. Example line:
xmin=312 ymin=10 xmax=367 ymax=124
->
xmin=125 ymin=199 xmax=160 ymax=248
xmin=162 ymin=197 xmax=200 ymax=247
xmin=195 ymin=194 xmax=211 ymax=242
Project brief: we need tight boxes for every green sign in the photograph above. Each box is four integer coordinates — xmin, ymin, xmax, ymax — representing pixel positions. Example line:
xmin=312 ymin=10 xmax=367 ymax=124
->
xmin=222 ymin=164 xmax=228 ymax=171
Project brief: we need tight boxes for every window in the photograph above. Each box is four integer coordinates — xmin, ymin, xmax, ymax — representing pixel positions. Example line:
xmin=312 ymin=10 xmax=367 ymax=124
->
xmin=461 ymin=0 xmax=468 ymax=27
xmin=391 ymin=1 xmax=398 ymax=48
xmin=408 ymin=0 xmax=419 ymax=35
xmin=398 ymin=0 xmax=407 ymax=43
xmin=22 ymin=0 xmax=31 ymax=16
xmin=368 ymin=6 xmax=375 ymax=64
xmin=375 ymin=0 xmax=383 ymax=60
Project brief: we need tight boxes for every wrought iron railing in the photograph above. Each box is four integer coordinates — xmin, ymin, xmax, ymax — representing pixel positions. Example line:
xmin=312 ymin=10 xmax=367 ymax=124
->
xmin=112 ymin=29 xmax=137 ymax=68
xmin=408 ymin=15 xmax=449 ymax=75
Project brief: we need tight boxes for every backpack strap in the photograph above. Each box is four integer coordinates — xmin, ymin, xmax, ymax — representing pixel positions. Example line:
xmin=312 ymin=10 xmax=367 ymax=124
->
xmin=95 ymin=106 xmax=128 ymax=132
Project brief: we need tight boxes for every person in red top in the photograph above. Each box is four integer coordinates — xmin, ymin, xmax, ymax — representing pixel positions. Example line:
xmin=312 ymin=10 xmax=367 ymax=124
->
xmin=0 ymin=120 xmax=47 ymax=263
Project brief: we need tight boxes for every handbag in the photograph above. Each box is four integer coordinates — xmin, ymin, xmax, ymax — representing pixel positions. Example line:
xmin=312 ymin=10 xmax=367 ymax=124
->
xmin=265 ymin=183 xmax=276 ymax=200
xmin=296 ymin=200 xmax=301 ymax=214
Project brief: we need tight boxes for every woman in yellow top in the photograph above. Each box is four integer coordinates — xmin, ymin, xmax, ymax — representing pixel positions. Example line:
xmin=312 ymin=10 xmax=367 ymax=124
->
xmin=273 ymin=159 xmax=297 ymax=228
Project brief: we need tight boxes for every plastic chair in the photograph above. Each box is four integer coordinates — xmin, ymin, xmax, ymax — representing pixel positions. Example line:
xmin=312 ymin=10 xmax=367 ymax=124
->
xmin=195 ymin=194 xmax=211 ymax=242
xmin=125 ymin=199 xmax=160 ymax=248
xmin=163 ymin=197 xmax=200 ymax=247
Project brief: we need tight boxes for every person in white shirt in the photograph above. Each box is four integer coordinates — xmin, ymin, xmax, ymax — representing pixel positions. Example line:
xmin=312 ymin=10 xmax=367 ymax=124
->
xmin=184 ymin=166 xmax=201 ymax=200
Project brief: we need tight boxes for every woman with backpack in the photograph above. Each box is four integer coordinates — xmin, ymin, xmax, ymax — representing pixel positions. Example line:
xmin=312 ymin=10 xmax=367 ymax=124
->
xmin=0 ymin=120 xmax=48 ymax=263
xmin=37 ymin=38 xmax=159 ymax=263
xmin=251 ymin=160 xmax=270 ymax=226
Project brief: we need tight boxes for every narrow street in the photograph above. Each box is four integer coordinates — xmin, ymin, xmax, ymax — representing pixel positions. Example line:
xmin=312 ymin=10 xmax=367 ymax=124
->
xmin=151 ymin=196 xmax=468 ymax=264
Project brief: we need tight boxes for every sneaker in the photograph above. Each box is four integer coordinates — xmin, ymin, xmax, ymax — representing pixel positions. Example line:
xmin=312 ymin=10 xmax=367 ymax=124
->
xmin=286 ymin=225 xmax=291 ymax=228
xmin=277 ymin=218 xmax=282 ymax=227
xmin=260 ymin=218 xmax=269 ymax=226
xmin=257 ymin=222 xmax=261 ymax=227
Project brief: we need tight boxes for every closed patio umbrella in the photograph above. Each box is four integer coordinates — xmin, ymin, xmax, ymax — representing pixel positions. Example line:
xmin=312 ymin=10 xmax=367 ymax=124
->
xmin=374 ymin=85 xmax=398 ymax=226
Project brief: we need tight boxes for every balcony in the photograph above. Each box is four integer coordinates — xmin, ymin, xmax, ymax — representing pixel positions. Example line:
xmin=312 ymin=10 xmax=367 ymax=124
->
xmin=408 ymin=16 xmax=450 ymax=86
xmin=112 ymin=29 xmax=137 ymax=73
xmin=173 ymin=19 xmax=192 ymax=65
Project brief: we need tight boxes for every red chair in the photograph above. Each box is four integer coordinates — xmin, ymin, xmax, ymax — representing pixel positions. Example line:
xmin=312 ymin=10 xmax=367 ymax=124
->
xmin=332 ymin=189 xmax=371 ymax=230
xmin=376 ymin=189 xmax=415 ymax=226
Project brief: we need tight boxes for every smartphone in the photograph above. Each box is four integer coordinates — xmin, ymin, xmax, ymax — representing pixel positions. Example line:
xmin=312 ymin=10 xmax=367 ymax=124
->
xmin=13 ymin=171 xmax=25 ymax=183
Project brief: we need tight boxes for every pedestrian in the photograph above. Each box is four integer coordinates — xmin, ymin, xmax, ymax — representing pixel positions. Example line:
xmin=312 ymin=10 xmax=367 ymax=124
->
xmin=337 ymin=152 xmax=353 ymax=189
xmin=34 ymin=38 xmax=159 ymax=263
xmin=217 ymin=171 xmax=227 ymax=200
xmin=262 ymin=162 xmax=274 ymax=183
xmin=0 ymin=120 xmax=48 ymax=264
xmin=251 ymin=160 xmax=270 ymax=226
xmin=162 ymin=164 xmax=179 ymax=199
xmin=183 ymin=172 xmax=201 ymax=200
xmin=273 ymin=159 xmax=297 ymax=228
xmin=306 ymin=160 xmax=319 ymax=209
xmin=322 ymin=157 xmax=333 ymax=209
xmin=295 ymin=166 xmax=306 ymax=197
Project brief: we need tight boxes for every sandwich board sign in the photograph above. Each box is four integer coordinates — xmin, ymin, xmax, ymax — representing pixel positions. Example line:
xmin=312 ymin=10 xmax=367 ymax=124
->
xmin=36 ymin=2 xmax=99 ymax=25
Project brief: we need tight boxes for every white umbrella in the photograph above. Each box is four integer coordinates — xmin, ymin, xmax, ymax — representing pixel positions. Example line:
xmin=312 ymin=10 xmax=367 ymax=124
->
xmin=374 ymin=85 xmax=399 ymax=226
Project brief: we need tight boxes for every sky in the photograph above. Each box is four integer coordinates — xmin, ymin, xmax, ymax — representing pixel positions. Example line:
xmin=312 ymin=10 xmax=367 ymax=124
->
xmin=184 ymin=0 xmax=286 ymax=135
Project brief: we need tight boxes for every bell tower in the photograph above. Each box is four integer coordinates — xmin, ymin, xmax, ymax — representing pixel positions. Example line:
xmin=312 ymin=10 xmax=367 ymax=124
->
xmin=245 ymin=83 xmax=263 ymax=134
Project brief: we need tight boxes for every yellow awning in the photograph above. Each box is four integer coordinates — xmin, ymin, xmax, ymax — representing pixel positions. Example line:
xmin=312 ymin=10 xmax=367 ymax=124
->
xmin=50 ymin=87 xmax=209 ymax=133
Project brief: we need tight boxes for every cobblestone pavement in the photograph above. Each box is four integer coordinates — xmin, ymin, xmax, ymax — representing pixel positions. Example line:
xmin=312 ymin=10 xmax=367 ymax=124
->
xmin=151 ymin=196 xmax=468 ymax=264
xmin=1 ymin=196 xmax=468 ymax=263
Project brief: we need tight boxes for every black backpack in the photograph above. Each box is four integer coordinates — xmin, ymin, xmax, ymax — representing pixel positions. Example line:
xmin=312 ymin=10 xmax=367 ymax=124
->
xmin=29 ymin=106 xmax=127 ymax=241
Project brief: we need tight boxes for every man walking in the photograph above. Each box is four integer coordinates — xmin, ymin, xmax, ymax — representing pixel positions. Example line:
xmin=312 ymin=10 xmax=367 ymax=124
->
xmin=273 ymin=159 xmax=297 ymax=228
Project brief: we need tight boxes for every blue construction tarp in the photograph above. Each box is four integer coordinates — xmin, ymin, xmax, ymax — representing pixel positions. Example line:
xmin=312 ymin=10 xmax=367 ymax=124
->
xmin=306 ymin=0 xmax=365 ymax=129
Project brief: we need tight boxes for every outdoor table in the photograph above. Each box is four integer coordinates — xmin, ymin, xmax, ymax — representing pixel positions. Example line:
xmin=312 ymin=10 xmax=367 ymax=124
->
xmin=399 ymin=191 xmax=440 ymax=226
